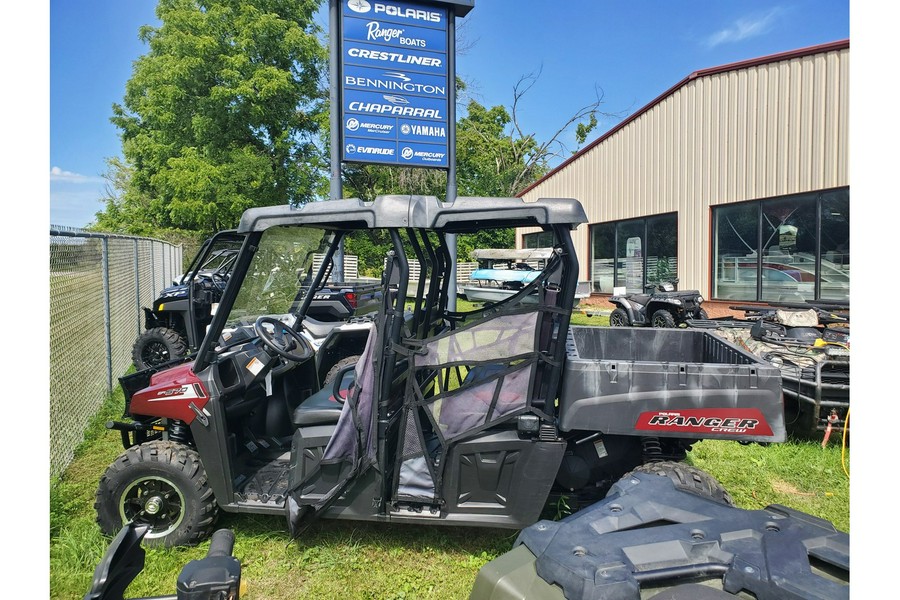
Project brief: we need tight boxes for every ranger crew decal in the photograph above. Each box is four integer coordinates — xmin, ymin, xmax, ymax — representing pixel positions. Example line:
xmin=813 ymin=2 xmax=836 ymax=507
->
xmin=636 ymin=408 xmax=773 ymax=436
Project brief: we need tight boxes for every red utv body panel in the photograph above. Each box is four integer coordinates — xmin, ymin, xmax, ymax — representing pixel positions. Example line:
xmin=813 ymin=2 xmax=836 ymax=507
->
xmin=129 ymin=362 xmax=209 ymax=424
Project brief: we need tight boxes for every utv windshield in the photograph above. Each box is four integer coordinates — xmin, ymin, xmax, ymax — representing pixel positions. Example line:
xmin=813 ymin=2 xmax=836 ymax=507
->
xmin=223 ymin=225 xmax=332 ymax=329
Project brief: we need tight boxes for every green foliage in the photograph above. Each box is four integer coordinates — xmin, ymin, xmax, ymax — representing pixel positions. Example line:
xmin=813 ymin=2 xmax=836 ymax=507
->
xmin=97 ymin=0 xmax=328 ymax=236
xmin=455 ymin=100 xmax=544 ymax=198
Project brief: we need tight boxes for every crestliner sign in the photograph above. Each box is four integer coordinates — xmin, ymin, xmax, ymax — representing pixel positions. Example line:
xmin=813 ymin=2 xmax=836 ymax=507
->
xmin=341 ymin=0 xmax=449 ymax=168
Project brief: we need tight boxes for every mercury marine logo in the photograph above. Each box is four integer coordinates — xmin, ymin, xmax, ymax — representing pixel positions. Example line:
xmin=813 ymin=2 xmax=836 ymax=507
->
xmin=637 ymin=409 xmax=773 ymax=436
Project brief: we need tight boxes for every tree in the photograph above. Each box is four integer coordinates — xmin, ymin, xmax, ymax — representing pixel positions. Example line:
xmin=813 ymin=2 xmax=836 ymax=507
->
xmin=343 ymin=71 xmax=612 ymax=267
xmin=96 ymin=0 xmax=327 ymax=235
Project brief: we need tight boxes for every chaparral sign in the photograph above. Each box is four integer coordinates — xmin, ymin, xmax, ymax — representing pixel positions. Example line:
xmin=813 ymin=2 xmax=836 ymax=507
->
xmin=341 ymin=0 xmax=449 ymax=168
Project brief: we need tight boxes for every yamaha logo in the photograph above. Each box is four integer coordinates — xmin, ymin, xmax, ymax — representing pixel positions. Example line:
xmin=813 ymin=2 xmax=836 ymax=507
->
xmin=400 ymin=124 xmax=411 ymax=135
xmin=347 ymin=0 xmax=371 ymax=14
xmin=347 ymin=118 xmax=360 ymax=131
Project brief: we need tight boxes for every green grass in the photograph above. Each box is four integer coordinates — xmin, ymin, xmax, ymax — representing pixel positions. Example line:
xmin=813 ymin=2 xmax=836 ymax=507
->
xmin=50 ymin=312 xmax=849 ymax=600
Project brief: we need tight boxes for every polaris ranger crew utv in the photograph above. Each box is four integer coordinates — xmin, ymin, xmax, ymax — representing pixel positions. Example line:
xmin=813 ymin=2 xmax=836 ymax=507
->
xmin=132 ymin=231 xmax=245 ymax=371
xmin=96 ymin=195 xmax=785 ymax=548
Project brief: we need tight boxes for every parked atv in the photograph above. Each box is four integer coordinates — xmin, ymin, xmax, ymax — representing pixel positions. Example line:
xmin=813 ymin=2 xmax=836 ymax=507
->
xmin=132 ymin=229 xmax=376 ymax=383
xmin=132 ymin=231 xmax=245 ymax=371
xmin=471 ymin=461 xmax=849 ymax=599
xmin=96 ymin=195 xmax=784 ymax=548
xmin=608 ymin=280 xmax=706 ymax=327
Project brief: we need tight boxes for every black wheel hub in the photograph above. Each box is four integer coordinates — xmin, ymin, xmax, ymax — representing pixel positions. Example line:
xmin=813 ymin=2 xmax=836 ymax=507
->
xmin=141 ymin=341 xmax=171 ymax=367
xmin=120 ymin=476 xmax=185 ymax=538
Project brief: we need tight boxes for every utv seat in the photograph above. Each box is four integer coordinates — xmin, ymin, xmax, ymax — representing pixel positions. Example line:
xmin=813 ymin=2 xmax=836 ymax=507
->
xmin=292 ymin=388 xmax=343 ymax=427
xmin=302 ymin=316 xmax=338 ymax=340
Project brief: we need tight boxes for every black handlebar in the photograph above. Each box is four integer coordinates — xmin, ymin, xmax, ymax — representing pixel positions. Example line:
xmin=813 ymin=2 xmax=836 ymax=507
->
xmin=84 ymin=524 xmax=242 ymax=600
xmin=207 ymin=529 xmax=235 ymax=558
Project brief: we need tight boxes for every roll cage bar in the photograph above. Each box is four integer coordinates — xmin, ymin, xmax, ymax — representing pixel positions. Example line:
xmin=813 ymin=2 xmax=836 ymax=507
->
xmin=194 ymin=195 xmax=587 ymax=373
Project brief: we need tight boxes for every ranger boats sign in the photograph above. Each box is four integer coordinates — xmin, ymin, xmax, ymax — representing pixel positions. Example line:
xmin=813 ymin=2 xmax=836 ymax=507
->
xmin=341 ymin=0 xmax=449 ymax=167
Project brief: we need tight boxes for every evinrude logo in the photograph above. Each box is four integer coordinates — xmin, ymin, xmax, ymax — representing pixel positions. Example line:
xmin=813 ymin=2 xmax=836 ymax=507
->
xmin=636 ymin=409 xmax=773 ymax=436
xmin=347 ymin=143 xmax=395 ymax=156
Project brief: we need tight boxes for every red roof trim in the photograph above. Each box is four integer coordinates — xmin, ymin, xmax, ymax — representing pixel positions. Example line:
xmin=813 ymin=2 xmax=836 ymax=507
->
xmin=518 ymin=39 xmax=850 ymax=197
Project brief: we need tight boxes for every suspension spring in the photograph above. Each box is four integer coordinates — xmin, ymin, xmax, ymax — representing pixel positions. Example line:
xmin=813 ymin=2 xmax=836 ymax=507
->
xmin=642 ymin=436 xmax=663 ymax=463
xmin=169 ymin=419 xmax=191 ymax=444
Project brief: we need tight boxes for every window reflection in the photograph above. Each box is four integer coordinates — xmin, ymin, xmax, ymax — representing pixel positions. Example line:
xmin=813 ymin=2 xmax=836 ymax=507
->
xmin=712 ymin=188 xmax=849 ymax=302
xmin=590 ymin=213 xmax=678 ymax=294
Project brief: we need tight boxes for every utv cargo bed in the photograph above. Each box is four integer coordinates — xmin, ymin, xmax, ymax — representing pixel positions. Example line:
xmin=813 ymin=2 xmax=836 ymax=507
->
xmin=560 ymin=327 xmax=785 ymax=443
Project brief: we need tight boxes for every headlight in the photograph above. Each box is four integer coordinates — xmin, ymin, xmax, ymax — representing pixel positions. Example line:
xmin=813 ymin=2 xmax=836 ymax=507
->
xmin=671 ymin=299 xmax=682 ymax=305
xmin=697 ymin=296 xmax=704 ymax=303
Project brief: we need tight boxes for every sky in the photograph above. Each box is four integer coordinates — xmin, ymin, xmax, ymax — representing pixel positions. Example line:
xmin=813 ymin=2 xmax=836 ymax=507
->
xmin=47 ymin=0 xmax=854 ymax=229
xmin=20 ymin=2 xmax=900 ymax=593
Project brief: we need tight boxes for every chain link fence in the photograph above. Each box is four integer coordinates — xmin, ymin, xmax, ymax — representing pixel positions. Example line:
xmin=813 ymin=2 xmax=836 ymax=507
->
xmin=49 ymin=227 xmax=183 ymax=479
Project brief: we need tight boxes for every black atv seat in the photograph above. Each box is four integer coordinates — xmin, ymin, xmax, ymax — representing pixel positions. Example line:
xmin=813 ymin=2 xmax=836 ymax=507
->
xmin=292 ymin=390 xmax=343 ymax=427
xmin=631 ymin=294 xmax=652 ymax=305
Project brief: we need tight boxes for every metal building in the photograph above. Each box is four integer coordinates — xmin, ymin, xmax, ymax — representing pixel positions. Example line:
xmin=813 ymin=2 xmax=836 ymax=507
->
xmin=517 ymin=40 xmax=849 ymax=308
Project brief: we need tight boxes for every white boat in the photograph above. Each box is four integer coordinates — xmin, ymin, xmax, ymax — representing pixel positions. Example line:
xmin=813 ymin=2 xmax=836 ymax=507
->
xmin=460 ymin=248 xmax=590 ymax=306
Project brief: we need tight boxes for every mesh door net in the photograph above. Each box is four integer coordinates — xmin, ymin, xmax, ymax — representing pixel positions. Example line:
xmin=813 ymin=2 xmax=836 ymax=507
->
xmin=394 ymin=310 xmax=550 ymax=502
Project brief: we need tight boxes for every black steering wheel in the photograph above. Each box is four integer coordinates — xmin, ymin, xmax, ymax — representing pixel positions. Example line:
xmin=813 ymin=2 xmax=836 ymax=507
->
xmin=253 ymin=316 xmax=314 ymax=362
xmin=210 ymin=270 xmax=229 ymax=291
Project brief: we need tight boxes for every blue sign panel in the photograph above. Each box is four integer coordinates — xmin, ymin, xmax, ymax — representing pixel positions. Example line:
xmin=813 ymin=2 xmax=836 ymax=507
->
xmin=345 ymin=89 xmax=447 ymax=120
xmin=398 ymin=141 xmax=448 ymax=167
xmin=341 ymin=0 xmax=449 ymax=168
xmin=343 ymin=16 xmax=447 ymax=52
xmin=397 ymin=118 xmax=448 ymax=143
xmin=343 ymin=0 xmax=447 ymax=28
xmin=344 ymin=113 xmax=397 ymax=138
xmin=343 ymin=65 xmax=447 ymax=98
xmin=344 ymin=42 xmax=445 ymax=76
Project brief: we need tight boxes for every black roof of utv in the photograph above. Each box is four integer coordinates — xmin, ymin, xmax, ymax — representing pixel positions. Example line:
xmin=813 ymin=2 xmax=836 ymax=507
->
xmin=237 ymin=195 xmax=588 ymax=234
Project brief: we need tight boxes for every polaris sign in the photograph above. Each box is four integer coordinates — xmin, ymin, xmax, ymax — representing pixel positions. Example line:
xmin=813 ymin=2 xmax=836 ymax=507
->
xmin=341 ymin=0 xmax=449 ymax=167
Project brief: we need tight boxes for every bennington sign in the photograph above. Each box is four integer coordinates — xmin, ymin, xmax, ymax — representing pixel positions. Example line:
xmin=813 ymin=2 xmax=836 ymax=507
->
xmin=340 ymin=0 xmax=450 ymax=168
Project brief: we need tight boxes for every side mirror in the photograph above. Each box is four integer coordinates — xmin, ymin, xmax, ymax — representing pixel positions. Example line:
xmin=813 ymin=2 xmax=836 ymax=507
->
xmin=331 ymin=364 xmax=357 ymax=403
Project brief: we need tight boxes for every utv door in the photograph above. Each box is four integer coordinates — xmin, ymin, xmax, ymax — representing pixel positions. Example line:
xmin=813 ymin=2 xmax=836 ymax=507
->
xmin=388 ymin=233 xmax=578 ymax=528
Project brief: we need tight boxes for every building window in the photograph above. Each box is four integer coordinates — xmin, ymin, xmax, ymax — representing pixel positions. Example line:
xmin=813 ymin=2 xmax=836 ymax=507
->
xmin=712 ymin=187 xmax=849 ymax=303
xmin=589 ymin=213 xmax=678 ymax=294
xmin=522 ymin=231 xmax=554 ymax=249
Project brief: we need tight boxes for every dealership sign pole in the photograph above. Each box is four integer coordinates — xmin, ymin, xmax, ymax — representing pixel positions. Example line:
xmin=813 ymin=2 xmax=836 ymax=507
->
xmin=330 ymin=0 xmax=473 ymax=296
